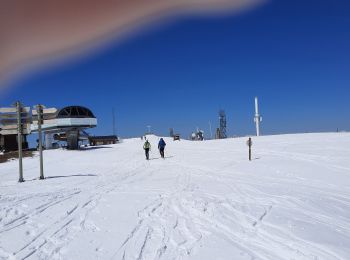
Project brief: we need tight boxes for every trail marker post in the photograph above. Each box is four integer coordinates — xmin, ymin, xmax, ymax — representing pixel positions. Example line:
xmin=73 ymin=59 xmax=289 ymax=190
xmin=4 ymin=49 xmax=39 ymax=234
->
xmin=246 ymin=137 xmax=253 ymax=161
xmin=16 ymin=102 xmax=24 ymax=182
xmin=36 ymin=104 xmax=45 ymax=180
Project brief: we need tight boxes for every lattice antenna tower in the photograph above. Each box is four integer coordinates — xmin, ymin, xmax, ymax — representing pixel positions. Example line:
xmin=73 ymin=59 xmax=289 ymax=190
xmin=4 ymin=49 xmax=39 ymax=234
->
xmin=219 ymin=110 xmax=227 ymax=139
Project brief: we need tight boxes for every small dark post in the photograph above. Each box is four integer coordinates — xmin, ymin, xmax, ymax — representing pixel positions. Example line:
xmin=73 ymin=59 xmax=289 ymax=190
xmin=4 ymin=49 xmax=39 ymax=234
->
xmin=247 ymin=137 xmax=253 ymax=161
xmin=36 ymin=105 xmax=44 ymax=180
xmin=112 ymin=107 xmax=116 ymax=136
xmin=16 ymin=101 xmax=24 ymax=182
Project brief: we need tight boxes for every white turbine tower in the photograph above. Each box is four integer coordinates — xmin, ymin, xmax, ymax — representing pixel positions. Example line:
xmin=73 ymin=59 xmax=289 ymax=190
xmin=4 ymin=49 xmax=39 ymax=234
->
xmin=254 ymin=97 xmax=262 ymax=136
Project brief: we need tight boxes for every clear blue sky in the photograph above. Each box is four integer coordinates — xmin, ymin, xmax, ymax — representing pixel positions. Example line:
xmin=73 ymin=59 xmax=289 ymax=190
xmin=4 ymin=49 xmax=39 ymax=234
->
xmin=1 ymin=0 xmax=350 ymax=138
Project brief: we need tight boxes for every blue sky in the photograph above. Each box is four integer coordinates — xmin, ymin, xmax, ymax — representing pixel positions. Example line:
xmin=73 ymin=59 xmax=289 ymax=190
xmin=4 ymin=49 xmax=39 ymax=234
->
xmin=1 ymin=0 xmax=350 ymax=138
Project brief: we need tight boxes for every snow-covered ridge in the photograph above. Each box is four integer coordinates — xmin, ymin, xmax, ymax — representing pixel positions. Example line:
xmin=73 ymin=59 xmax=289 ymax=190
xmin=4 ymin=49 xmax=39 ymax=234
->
xmin=0 ymin=133 xmax=350 ymax=259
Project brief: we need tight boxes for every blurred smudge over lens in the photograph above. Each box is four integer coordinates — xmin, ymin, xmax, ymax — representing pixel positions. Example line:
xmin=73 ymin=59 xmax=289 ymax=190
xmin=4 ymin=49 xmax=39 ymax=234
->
xmin=0 ymin=0 xmax=265 ymax=87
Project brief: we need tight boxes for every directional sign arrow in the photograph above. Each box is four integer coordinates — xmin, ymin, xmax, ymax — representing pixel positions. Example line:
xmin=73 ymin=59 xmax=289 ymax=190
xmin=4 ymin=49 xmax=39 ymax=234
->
xmin=0 ymin=129 xmax=31 ymax=135
xmin=0 ymin=113 xmax=30 ymax=119
xmin=0 ymin=118 xmax=32 ymax=125
xmin=0 ymin=107 xmax=30 ymax=113
xmin=0 ymin=124 xmax=31 ymax=130
xmin=32 ymin=108 xmax=57 ymax=116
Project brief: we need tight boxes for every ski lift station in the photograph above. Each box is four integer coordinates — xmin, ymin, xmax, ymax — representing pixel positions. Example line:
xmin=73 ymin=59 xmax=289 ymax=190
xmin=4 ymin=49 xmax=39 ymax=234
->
xmin=31 ymin=106 xmax=97 ymax=150
xmin=31 ymin=106 xmax=96 ymax=131
xmin=0 ymin=105 xmax=97 ymax=152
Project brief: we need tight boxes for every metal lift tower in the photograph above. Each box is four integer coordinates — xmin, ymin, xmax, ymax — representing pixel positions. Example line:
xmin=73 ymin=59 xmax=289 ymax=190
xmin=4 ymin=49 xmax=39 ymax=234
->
xmin=219 ymin=110 xmax=227 ymax=139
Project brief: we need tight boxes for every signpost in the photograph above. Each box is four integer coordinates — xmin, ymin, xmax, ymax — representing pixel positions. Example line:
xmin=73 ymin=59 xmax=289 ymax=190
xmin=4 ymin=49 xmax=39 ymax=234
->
xmin=32 ymin=107 xmax=57 ymax=120
xmin=246 ymin=137 xmax=253 ymax=161
xmin=16 ymin=102 xmax=24 ymax=182
xmin=0 ymin=126 xmax=31 ymax=135
xmin=32 ymin=106 xmax=58 ymax=179
xmin=0 ymin=107 xmax=31 ymax=135
xmin=36 ymin=105 xmax=45 ymax=180
xmin=0 ymin=107 xmax=30 ymax=113
xmin=31 ymin=108 xmax=57 ymax=132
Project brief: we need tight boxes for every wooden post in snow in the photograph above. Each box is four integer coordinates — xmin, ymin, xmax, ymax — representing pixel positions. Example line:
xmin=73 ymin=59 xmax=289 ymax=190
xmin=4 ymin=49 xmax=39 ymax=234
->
xmin=247 ymin=137 xmax=253 ymax=161
xmin=16 ymin=101 xmax=24 ymax=182
xmin=36 ymin=104 xmax=44 ymax=180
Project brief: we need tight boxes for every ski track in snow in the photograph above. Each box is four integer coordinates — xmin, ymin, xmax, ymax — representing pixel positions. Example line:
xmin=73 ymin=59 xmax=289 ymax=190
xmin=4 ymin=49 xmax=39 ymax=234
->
xmin=0 ymin=133 xmax=350 ymax=259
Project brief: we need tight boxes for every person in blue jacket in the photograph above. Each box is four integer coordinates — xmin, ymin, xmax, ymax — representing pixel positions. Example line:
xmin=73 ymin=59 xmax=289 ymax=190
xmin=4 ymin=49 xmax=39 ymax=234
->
xmin=158 ymin=138 xmax=166 ymax=158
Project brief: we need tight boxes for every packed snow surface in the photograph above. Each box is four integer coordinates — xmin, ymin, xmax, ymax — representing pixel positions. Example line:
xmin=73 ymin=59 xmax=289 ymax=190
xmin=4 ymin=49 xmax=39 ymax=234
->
xmin=1 ymin=133 xmax=350 ymax=260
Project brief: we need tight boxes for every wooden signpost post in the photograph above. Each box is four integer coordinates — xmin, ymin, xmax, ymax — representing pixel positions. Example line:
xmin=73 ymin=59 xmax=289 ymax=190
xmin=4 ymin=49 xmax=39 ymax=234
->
xmin=32 ymin=106 xmax=57 ymax=180
xmin=16 ymin=102 xmax=24 ymax=182
xmin=246 ymin=137 xmax=253 ymax=161
xmin=36 ymin=105 xmax=45 ymax=180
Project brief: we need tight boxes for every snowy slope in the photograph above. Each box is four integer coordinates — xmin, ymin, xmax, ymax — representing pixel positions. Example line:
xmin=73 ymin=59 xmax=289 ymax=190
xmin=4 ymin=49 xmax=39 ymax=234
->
xmin=0 ymin=133 xmax=350 ymax=260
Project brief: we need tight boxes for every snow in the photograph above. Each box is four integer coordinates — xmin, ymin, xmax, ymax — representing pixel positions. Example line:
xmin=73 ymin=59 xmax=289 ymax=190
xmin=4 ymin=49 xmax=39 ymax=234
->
xmin=0 ymin=133 xmax=350 ymax=260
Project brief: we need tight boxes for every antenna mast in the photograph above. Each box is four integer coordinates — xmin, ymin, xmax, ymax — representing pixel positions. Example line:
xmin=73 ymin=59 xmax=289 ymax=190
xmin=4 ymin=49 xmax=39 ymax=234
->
xmin=146 ymin=125 xmax=151 ymax=134
xmin=254 ymin=97 xmax=262 ymax=136
xmin=208 ymin=121 xmax=213 ymax=139
xmin=219 ymin=110 xmax=227 ymax=139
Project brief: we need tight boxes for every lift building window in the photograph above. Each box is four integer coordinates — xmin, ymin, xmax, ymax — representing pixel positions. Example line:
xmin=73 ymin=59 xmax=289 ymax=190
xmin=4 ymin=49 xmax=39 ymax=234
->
xmin=57 ymin=106 xmax=95 ymax=118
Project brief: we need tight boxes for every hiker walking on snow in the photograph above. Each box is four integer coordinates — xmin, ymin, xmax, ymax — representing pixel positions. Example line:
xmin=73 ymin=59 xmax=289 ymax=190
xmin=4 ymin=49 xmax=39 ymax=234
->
xmin=143 ymin=140 xmax=151 ymax=160
xmin=158 ymin=138 xmax=166 ymax=158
